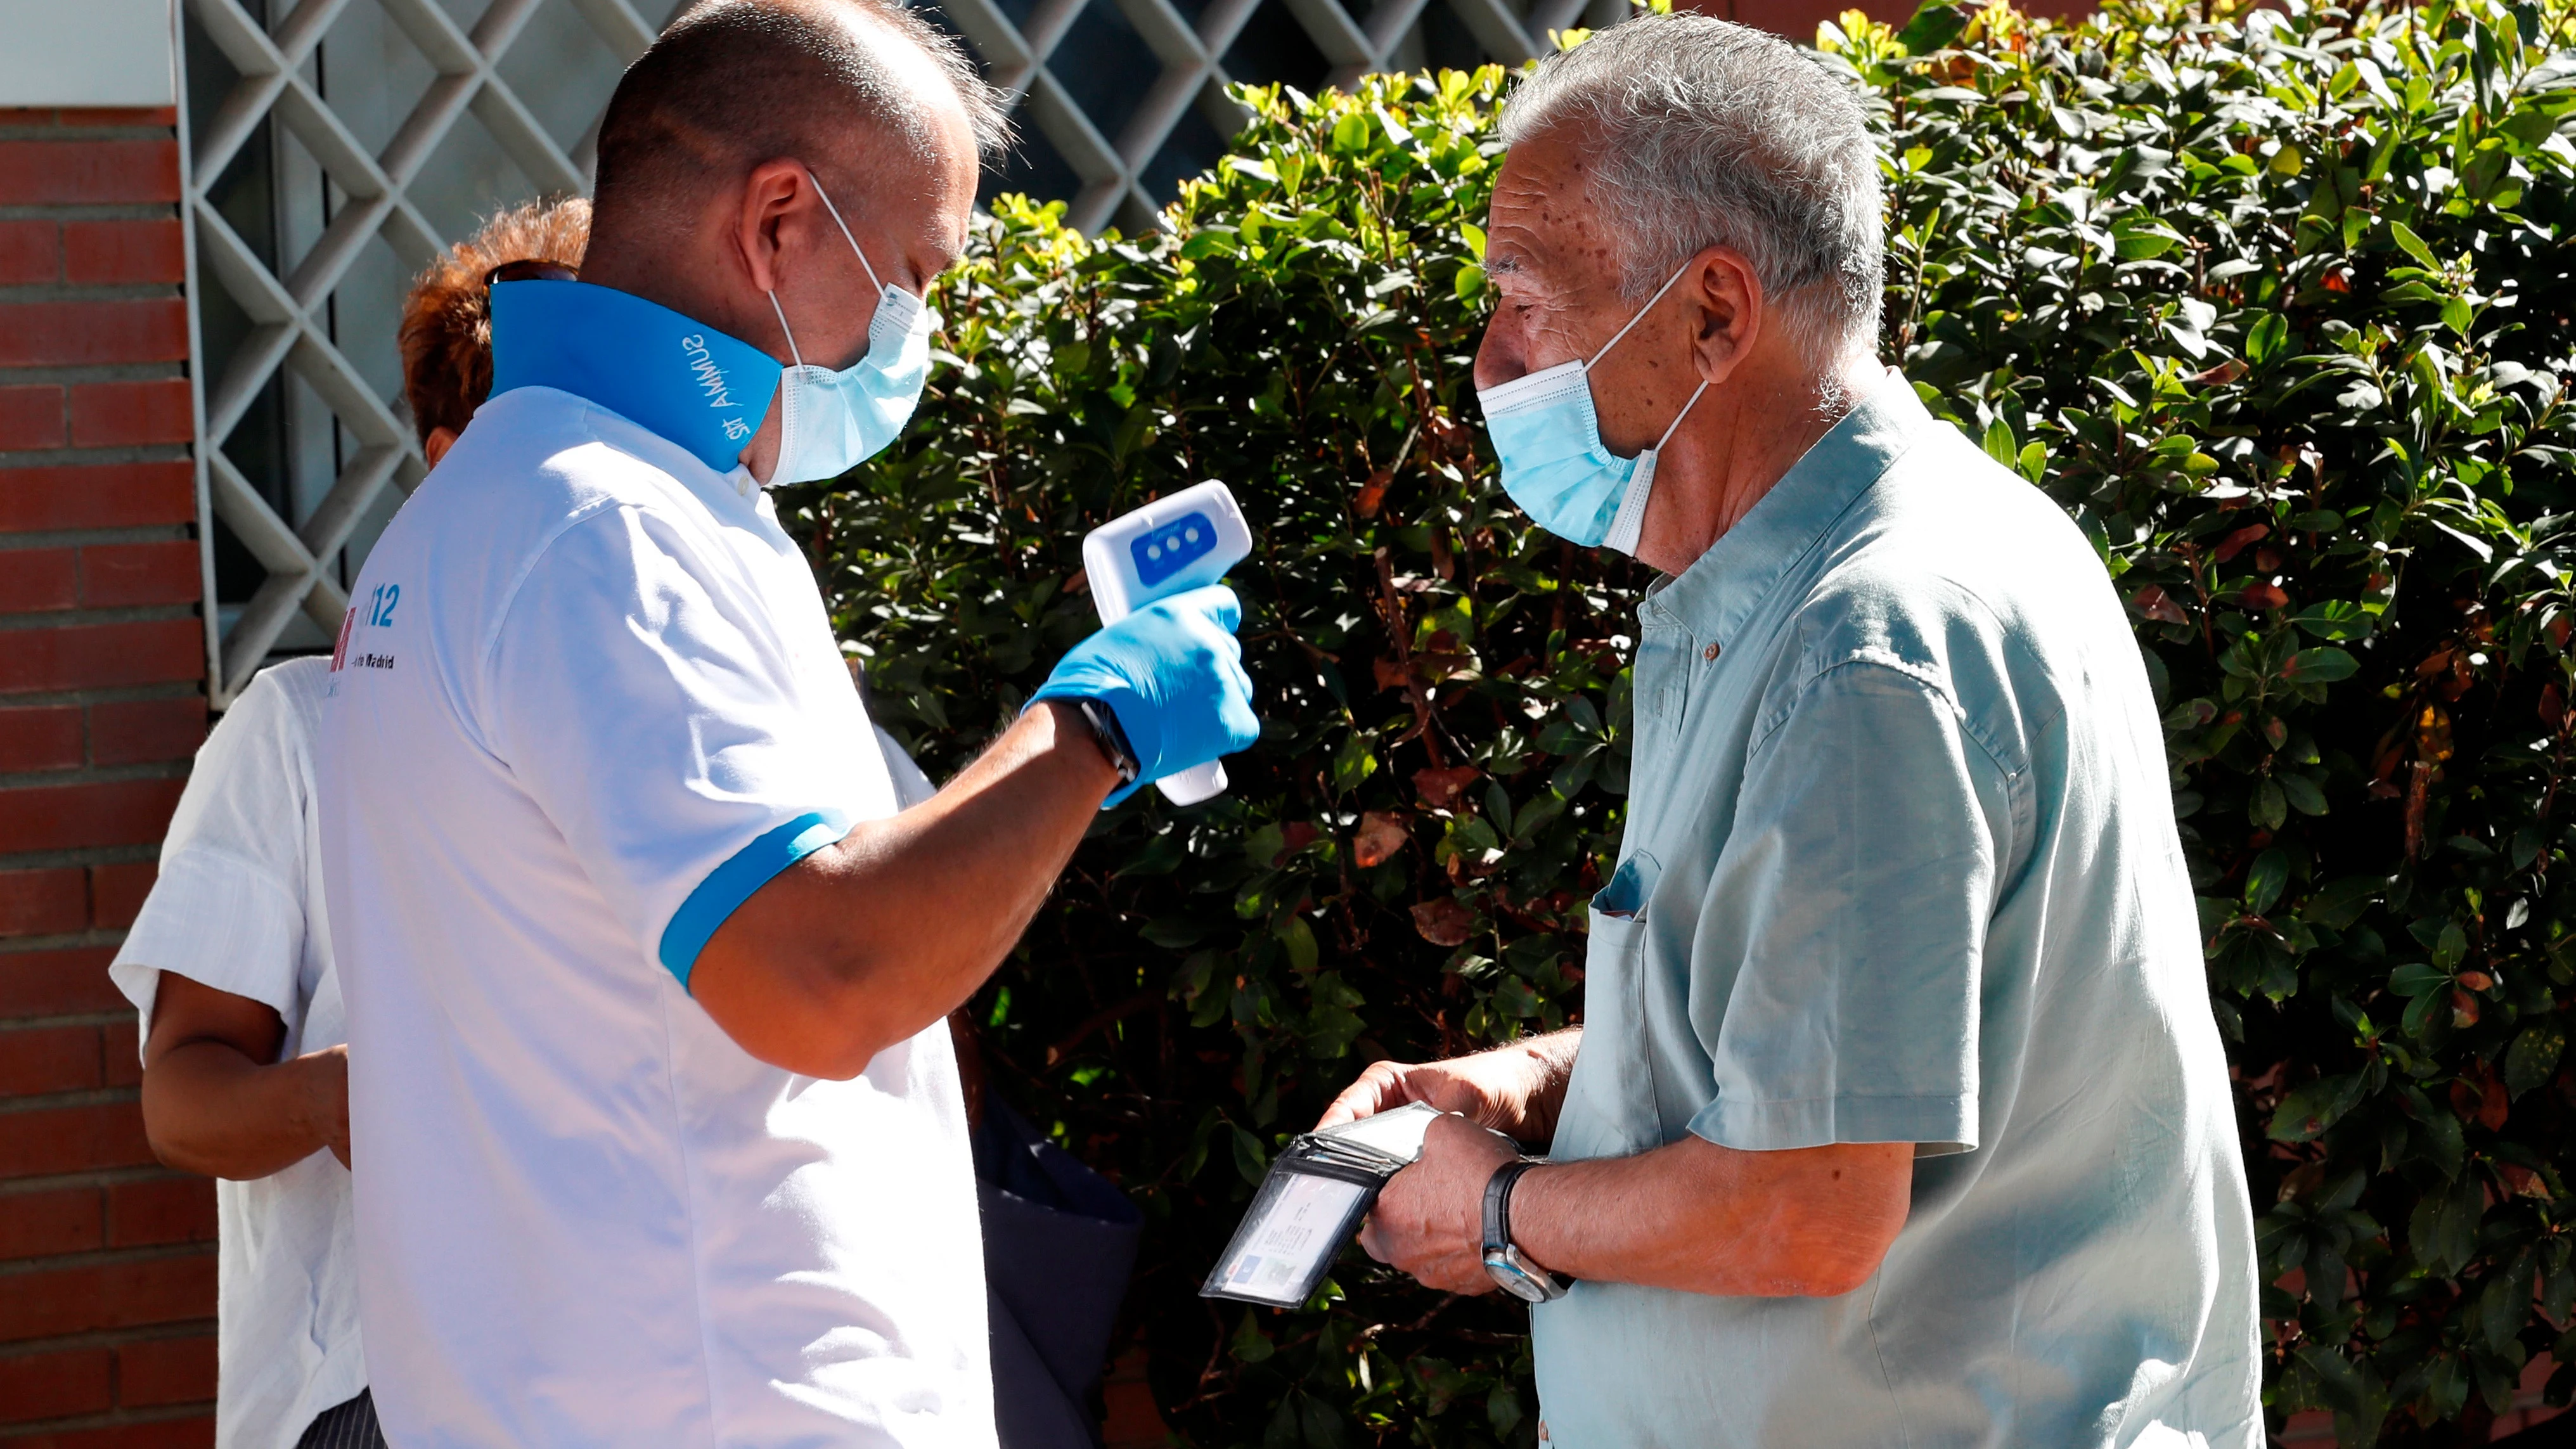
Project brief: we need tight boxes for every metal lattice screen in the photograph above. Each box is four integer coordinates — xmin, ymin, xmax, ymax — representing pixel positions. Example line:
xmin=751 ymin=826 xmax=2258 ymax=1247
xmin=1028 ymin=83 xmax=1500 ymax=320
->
xmin=181 ymin=0 xmax=1616 ymax=704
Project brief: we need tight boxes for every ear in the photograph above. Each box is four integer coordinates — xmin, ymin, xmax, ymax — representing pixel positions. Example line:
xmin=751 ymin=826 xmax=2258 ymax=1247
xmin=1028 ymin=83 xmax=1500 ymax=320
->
xmin=1685 ymin=246 xmax=1765 ymax=388
xmin=732 ymin=159 xmax=817 ymax=297
xmin=423 ymin=425 xmax=458 ymax=467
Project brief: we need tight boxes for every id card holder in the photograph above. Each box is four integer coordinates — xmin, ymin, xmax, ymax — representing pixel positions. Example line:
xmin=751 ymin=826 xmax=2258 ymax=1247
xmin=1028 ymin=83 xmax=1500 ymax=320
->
xmin=1199 ymin=1146 xmax=1388 ymax=1308
xmin=1200 ymin=1100 xmax=1446 ymax=1308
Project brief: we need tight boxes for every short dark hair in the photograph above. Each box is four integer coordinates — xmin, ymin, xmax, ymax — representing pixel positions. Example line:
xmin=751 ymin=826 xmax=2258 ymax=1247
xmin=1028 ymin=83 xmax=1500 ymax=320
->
xmin=593 ymin=0 xmax=1008 ymax=224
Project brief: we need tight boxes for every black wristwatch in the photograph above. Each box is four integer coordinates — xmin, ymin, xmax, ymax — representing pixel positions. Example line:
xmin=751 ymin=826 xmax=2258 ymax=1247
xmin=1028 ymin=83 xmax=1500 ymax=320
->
xmin=1071 ymin=698 xmax=1139 ymax=787
xmin=1481 ymin=1159 xmax=1572 ymax=1303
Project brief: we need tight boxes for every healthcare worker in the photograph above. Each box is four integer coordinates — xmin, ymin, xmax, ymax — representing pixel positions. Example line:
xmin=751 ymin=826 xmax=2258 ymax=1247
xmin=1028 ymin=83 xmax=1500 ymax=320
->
xmin=1320 ymin=15 xmax=2259 ymax=1449
xmin=317 ymin=3 xmax=1259 ymax=1446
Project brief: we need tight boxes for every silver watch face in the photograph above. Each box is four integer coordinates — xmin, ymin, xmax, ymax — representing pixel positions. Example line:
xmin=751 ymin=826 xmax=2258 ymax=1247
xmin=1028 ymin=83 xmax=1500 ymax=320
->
xmin=1483 ymin=1251 xmax=1554 ymax=1304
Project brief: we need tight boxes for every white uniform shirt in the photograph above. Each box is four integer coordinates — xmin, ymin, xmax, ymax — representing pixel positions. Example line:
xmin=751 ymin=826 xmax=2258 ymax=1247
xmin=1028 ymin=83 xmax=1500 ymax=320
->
xmin=110 ymin=657 xmax=366 ymax=1449
xmin=318 ymin=385 xmax=993 ymax=1449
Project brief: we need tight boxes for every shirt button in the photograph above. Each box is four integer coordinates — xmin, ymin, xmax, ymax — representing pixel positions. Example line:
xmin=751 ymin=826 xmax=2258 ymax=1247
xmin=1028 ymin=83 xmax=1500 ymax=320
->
xmin=1703 ymin=641 xmax=1722 ymax=662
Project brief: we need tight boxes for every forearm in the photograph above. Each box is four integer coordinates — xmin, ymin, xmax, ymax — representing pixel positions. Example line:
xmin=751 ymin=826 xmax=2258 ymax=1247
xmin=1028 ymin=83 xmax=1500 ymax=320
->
xmin=823 ymin=702 xmax=1112 ymax=1014
xmin=1507 ymin=1137 xmax=1912 ymax=1298
xmin=141 ymin=1043 xmax=342 ymax=1180
xmin=1511 ymin=1027 xmax=1583 ymax=1144
xmin=694 ymin=701 xmax=1116 ymax=1076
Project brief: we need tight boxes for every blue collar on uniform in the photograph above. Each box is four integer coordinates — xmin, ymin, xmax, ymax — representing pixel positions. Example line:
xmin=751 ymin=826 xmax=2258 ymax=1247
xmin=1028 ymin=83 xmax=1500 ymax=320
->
xmin=487 ymin=280 xmax=783 ymax=473
xmin=1644 ymin=370 xmax=1932 ymax=645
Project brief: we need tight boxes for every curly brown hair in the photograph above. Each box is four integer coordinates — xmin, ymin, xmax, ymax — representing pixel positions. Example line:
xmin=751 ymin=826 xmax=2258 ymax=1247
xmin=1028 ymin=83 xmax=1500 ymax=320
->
xmin=398 ymin=197 xmax=591 ymax=447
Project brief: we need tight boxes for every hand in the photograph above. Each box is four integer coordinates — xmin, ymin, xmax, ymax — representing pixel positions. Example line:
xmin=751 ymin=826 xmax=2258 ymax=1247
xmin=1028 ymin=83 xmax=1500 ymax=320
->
xmin=1318 ymin=1031 xmax=1576 ymax=1144
xmin=1029 ymin=584 xmax=1258 ymax=805
xmin=297 ymin=1045 xmax=351 ymax=1169
xmin=1358 ymin=1113 xmax=1521 ymax=1294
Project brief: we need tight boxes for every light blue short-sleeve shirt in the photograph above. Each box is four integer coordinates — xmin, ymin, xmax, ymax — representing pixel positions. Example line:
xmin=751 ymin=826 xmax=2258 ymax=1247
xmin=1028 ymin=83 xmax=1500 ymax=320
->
xmin=1531 ymin=375 xmax=2261 ymax=1449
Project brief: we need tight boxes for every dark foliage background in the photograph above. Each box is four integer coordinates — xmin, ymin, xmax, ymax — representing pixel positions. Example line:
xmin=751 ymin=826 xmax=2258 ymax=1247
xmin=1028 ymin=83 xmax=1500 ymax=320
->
xmin=777 ymin=0 xmax=2576 ymax=1440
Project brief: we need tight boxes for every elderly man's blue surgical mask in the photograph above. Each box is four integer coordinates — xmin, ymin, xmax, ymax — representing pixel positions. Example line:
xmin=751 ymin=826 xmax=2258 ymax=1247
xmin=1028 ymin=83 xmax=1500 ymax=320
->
xmin=763 ymin=172 xmax=937 ymax=486
xmin=1476 ymin=259 xmax=1708 ymax=555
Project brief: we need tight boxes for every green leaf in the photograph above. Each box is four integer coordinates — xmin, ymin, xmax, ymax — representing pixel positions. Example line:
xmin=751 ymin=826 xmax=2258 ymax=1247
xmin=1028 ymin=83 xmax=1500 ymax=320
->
xmin=2506 ymin=1020 xmax=2567 ymax=1098
xmin=2282 ymin=773 xmax=2329 ymax=816
xmin=1298 ymin=1394 xmax=1349 ymax=1449
xmin=2295 ymin=1344 xmax=2388 ymax=1445
xmin=1895 ymin=0 xmax=1970 ymax=53
xmin=2409 ymin=1172 xmax=2483 ymax=1275
xmin=2480 ymin=1253 xmax=2537 ymax=1351
xmin=1330 ymin=733 xmax=1377 ymax=794
xmin=2435 ymin=922 xmax=2469 ymax=970
xmin=2246 ymin=848 xmax=2291 ymax=915
xmin=1981 ymin=416 xmax=2018 ymax=467
xmin=2305 ymin=877 xmax=2383 ymax=931
xmin=2112 ymin=222 xmax=2180 ymax=260
xmin=2390 ymin=962 xmax=2452 ymax=997
xmin=2390 ymin=219 xmax=2440 ymax=269
xmin=2404 ymin=987 xmax=2447 ymax=1039
xmin=2247 ymin=313 xmax=2290 ymax=366
xmin=2281 ymin=648 xmax=2361 ymax=684
xmin=1484 ymin=1384 xmax=1524 ymax=1438
xmin=2252 ymin=778 xmax=2288 ymax=832
xmin=1276 ymin=914 xmax=1320 ymax=974
xmin=2270 ymin=1072 xmax=2364 ymax=1142
xmin=1231 ymin=1125 xmax=1270 ymax=1186
xmin=1142 ymin=917 xmax=1209 ymax=949
xmin=1232 ymin=1310 xmax=1276 ymax=1363
xmin=2288 ymin=600 xmax=2375 ymax=641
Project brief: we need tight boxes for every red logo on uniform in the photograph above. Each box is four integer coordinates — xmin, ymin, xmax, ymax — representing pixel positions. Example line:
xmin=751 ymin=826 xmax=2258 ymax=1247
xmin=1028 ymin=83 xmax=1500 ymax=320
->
xmin=331 ymin=608 xmax=356 ymax=671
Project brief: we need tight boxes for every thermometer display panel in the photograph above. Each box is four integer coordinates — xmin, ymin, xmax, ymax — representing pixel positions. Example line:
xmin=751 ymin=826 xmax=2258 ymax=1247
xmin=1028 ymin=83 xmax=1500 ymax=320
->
xmin=1129 ymin=512 xmax=1219 ymax=591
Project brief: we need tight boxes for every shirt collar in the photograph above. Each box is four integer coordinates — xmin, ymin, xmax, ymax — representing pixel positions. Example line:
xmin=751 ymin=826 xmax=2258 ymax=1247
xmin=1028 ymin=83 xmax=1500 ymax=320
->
xmin=487 ymin=280 xmax=781 ymax=475
xmin=1643 ymin=369 xmax=1932 ymax=642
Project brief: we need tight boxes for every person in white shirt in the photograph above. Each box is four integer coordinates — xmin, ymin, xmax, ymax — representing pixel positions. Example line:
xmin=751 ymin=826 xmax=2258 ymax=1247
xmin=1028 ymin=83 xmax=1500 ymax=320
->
xmin=112 ymin=659 xmax=363 ymax=1449
xmin=316 ymin=3 xmax=1261 ymax=1446
xmin=106 ymin=198 xmax=596 ymax=1449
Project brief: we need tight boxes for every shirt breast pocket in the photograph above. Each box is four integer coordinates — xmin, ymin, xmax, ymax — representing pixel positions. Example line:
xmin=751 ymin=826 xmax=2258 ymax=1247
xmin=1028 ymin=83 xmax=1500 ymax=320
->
xmin=1554 ymin=854 xmax=1666 ymax=1161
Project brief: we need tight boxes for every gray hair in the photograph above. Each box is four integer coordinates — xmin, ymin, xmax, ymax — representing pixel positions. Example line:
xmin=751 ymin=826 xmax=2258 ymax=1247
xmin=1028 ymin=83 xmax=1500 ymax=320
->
xmin=1498 ymin=12 xmax=1884 ymax=363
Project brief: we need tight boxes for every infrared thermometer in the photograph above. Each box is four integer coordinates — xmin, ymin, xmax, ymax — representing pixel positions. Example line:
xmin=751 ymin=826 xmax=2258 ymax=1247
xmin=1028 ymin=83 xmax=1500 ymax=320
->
xmin=1083 ymin=480 xmax=1254 ymax=805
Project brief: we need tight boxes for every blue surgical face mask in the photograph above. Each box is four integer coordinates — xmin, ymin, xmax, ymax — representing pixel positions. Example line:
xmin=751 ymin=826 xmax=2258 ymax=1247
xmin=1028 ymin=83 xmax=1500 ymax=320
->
xmin=763 ymin=172 xmax=939 ymax=486
xmin=1476 ymin=259 xmax=1707 ymax=555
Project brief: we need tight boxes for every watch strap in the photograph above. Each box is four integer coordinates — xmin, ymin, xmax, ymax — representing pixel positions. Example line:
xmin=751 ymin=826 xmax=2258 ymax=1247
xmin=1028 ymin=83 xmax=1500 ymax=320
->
xmin=1483 ymin=1159 xmax=1536 ymax=1256
xmin=1483 ymin=1157 xmax=1576 ymax=1296
xmin=1072 ymin=698 xmax=1140 ymax=785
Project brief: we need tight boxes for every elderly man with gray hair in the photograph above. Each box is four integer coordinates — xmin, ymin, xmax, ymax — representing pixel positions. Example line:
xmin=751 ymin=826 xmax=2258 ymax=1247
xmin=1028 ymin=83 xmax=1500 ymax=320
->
xmin=1317 ymin=13 xmax=2261 ymax=1447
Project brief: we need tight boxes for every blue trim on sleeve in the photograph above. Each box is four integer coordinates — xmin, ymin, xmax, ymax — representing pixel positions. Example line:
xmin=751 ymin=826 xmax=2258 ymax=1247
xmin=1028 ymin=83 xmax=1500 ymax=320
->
xmin=658 ymin=809 xmax=853 ymax=988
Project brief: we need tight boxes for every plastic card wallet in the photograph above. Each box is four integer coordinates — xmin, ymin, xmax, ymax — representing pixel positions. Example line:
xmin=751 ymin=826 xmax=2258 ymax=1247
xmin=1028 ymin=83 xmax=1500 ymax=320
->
xmin=1201 ymin=1102 xmax=1445 ymax=1308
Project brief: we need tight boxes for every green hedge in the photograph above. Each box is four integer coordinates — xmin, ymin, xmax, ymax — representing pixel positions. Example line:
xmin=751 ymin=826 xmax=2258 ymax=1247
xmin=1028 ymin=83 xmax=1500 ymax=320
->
xmin=780 ymin=0 xmax=2576 ymax=1440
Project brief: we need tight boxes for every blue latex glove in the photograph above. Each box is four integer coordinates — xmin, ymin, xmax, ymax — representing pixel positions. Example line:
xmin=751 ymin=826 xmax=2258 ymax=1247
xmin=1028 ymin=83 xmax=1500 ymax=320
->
xmin=1030 ymin=584 xmax=1259 ymax=806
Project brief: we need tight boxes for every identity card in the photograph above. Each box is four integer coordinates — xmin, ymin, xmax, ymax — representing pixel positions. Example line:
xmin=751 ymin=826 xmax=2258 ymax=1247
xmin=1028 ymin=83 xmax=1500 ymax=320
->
xmin=1201 ymin=1102 xmax=1446 ymax=1308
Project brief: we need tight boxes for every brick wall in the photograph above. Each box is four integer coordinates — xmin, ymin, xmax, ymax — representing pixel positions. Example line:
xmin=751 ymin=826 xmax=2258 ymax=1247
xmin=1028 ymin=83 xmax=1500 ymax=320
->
xmin=0 ymin=107 xmax=216 ymax=1448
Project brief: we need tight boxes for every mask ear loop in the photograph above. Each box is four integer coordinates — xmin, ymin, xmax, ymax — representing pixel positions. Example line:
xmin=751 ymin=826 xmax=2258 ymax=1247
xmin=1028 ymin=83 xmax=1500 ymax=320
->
xmin=761 ymin=288 xmax=808 ymax=494
xmin=1655 ymin=380 xmax=1710 ymax=451
xmin=1584 ymin=255 xmax=1703 ymax=371
xmin=805 ymin=171 xmax=889 ymax=297
xmin=765 ymin=290 xmax=806 ymax=368
xmin=763 ymin=166 xmax=887 ymax=370
xmin=1604 ymin=379 xmax=1710 ymax=555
